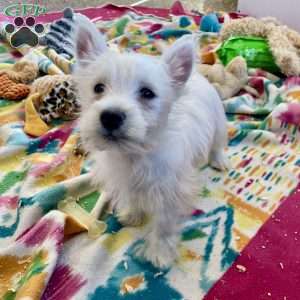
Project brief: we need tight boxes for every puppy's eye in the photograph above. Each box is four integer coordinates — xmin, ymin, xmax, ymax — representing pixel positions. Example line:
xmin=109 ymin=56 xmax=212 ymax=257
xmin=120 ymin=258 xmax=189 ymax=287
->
xmin=140 ymin=87 xmax=156 ymax=100
xmin=94 ymin=83 xmax=105 ymax=94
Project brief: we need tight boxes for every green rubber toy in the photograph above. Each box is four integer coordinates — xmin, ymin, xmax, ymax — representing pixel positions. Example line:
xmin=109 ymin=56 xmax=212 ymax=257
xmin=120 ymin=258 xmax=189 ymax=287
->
xmin=217 ymin=36 xmax=281 ymax=74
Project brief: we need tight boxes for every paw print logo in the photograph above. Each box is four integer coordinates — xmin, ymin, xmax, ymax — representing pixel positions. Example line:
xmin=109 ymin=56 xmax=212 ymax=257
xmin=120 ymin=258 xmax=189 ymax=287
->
xmin=5 ymin=16 xmax=44 ymax=48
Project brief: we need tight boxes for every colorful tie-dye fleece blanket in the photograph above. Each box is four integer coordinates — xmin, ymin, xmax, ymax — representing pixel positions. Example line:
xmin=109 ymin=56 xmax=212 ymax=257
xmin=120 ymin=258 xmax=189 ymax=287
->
xmin=1 ymin=6 xmax=300 ymax=300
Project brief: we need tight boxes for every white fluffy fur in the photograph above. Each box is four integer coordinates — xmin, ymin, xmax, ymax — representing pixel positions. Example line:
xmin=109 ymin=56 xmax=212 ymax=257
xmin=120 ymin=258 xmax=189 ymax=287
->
xmin=73 ymin=17 xmax=229 ymax=268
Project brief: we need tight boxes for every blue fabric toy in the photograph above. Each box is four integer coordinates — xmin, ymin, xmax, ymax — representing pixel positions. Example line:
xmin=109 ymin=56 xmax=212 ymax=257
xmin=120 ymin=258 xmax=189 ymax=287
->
xmin=200 ymin=13 xmax=221 ymax=33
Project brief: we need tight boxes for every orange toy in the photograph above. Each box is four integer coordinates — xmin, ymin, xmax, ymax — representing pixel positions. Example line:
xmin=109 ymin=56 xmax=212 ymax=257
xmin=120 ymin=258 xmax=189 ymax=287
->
xmin=0 ymin=73 xmax=30 ymax=101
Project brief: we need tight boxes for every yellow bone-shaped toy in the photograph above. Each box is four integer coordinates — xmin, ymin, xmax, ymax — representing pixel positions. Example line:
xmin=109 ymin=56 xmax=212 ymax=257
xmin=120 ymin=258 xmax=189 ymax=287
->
xmin=58 ymin=197 xmax=107 ymax=239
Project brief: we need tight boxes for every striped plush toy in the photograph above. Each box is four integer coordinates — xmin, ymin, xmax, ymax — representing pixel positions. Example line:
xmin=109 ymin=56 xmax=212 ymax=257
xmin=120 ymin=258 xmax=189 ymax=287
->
xmin=39 ymin=8 xmax=77 ymax=59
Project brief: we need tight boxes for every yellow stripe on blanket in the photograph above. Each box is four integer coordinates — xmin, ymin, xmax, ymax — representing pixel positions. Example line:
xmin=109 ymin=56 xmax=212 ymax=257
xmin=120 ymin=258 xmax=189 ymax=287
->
xmin=0 ymin=150 xmax=26 ymax=172
xmin=233 ymin=228 xmax=250 ymax=251
xmin=224 ymin=190 xmax=270 ymax=222
xmin=0 ymin=251 xmax=48 ymax=300
xmin=0 ymin=254 xmax=33 ymax=299
xmin=102 ymin=229 xmax=133 ymax=254
xmin=0 ymin=101 xmax=23 ymax=114
xmin=0 ymin=63 xmax=13 ymax=70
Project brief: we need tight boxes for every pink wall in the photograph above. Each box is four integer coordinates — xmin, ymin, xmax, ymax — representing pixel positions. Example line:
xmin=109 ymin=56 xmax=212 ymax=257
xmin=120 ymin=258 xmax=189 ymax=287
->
xmin=238 ymin=0 xmax=300 ymax=31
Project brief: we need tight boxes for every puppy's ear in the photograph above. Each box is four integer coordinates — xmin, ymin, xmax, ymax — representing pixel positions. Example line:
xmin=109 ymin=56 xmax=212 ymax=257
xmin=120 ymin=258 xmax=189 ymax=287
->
xmin=74 ymin=14 xmax=107 ymax=64
xmin=162 ymin=35 xmax=195 ymax=86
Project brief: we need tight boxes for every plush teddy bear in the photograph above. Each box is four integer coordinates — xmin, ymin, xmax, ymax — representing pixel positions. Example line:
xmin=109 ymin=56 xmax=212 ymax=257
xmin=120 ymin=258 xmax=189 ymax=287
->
xmin=220 ymin=17 xmax=300 ymax=76
xmin=197 ymin=56 xmax=248 ymax=100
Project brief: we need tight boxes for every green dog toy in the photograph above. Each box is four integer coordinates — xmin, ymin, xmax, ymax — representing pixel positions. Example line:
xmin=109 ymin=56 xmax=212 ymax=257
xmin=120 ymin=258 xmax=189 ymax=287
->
xmin=217 ymin=36 xmax=281 ymax=74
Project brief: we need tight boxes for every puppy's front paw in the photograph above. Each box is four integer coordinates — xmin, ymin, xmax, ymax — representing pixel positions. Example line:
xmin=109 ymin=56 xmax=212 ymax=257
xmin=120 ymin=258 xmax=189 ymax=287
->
xmin=135 ymin=236 xmax=178 ymax=269
xmin=210 ymin=150 xmax=231 ymax=171
xmin=118 ymin=211 xmax=146 ymax=227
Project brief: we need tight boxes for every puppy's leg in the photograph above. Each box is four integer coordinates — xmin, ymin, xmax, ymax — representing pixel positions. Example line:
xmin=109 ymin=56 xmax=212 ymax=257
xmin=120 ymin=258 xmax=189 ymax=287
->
xmin=136 ymin=205 xmax=180 ymax=268
xmin=210 ymin=119 xmax=230 ymax=171
xmin=210 ymin=149 xmax=230 ymax=171
xmin=90 ymin=191 xmax=110 ymax=219
xmin=118 ymin=208 xmax=146 ymax=227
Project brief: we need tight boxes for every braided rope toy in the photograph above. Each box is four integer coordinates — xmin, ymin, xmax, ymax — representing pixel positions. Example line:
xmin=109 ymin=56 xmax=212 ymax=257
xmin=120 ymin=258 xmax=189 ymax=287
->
xmin=0 ymin=73 xmax=30 ymax=100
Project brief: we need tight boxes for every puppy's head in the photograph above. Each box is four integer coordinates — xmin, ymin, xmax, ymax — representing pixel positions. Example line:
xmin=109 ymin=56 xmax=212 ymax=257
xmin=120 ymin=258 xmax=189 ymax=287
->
xmin=74 ymin=16 xmax=195 ymax=155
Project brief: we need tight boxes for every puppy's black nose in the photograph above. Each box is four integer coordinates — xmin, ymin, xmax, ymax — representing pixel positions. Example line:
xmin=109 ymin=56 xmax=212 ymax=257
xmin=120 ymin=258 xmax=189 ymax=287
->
xmin=100 ymin=110 xmax=126 ymax=132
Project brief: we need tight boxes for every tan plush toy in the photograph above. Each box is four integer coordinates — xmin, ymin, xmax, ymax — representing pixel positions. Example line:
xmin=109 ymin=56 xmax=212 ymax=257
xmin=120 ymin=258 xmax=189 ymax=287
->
xmin=220 ymin=17 xmax=300 ymax=76
xmin=0 ymin=58 xmax=38 ymax=101
xmin=0 ymin=59 xmax=38 ymax=83
xmin=197 ymin=56 xmax=248 ymax=100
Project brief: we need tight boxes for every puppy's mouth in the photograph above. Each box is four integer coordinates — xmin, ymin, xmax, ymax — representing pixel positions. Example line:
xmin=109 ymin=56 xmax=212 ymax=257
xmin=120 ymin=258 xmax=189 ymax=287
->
xmin=99 ymin=129 xmax=150 ymax=154
xmin=100 ymin=128 xmax=126 ymax=142
xmin=102 ymin=132 xmax=121 ymax=142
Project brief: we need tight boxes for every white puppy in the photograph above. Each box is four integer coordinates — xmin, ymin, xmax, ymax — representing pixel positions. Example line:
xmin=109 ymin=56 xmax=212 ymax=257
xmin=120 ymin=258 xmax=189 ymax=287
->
xmin=73 ymin=17 xmax=229 ymax=268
